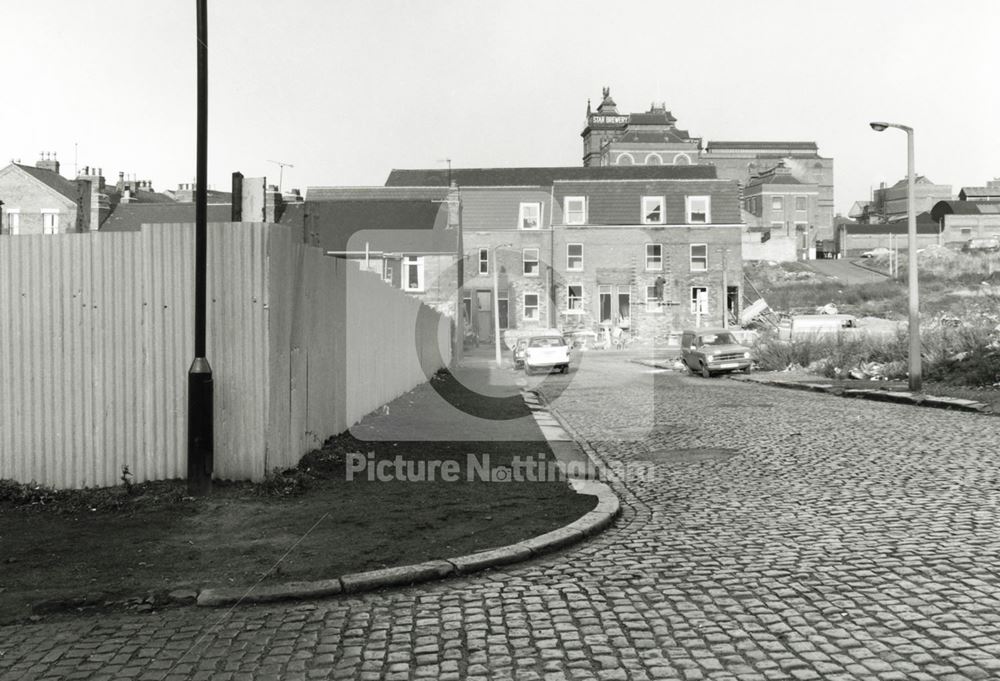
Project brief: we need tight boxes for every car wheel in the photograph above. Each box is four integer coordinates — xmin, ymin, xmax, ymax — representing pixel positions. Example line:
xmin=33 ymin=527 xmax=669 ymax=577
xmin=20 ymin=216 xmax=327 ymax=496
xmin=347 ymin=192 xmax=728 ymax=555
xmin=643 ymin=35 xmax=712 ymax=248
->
xmin=700 ymin=364 xmax=711 ymax=379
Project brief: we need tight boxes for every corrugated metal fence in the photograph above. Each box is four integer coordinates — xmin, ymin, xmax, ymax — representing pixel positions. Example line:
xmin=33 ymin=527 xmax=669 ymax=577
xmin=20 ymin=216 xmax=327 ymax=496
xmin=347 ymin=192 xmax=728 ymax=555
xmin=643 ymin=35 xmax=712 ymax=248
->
xmin=0 ymin=223 xmax=451 ymax=488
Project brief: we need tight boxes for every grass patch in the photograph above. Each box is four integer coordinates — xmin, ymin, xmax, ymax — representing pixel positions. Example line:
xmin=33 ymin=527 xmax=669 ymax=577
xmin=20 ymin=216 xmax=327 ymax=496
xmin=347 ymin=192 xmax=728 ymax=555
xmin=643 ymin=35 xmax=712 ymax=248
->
xmin=0 ymin=370 xmax=595 ymax=624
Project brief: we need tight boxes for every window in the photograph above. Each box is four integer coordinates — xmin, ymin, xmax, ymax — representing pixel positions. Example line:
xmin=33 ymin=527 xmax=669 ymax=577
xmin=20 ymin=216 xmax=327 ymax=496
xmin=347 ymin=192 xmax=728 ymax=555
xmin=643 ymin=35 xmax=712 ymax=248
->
xmin=567 ymin=285 xmax=583 ymax=311
xmin=691 ymin=287 xmax=708 ymax=315
xmin=645 ymin=153 xmax=662 ymax=166
xmin=403 ymin=256 xmax=424 ymax=292
xmin=690 ymin=244 xmax=708 ymax=271
xmin=795 ymin=196 xmax=807 ymax=211
xmin=686 ymin=196 xmax=710 ymax=224
xmin=646 ymin=285 xmax=661 ymax=305
xmin=479 ymin=248 xmax=489 ymax=275
xmin=961 ymin=228 xmax=973 ymax=236
xmin=617 ymin=285 xmax=631 ymax=320
xmin=642 ymin=196 xmax=665 ymax=225
xmin=383 ymin=263 xmax=393 ymax=284
xmin=566 ymin=243 xmax=583 ymax=271
xmin=598 ymin=285 xmax=613 ymax=322
xmin=524 ymin=293 xmax=540 ymax=321
xmin=771 ymin=196 xmax=783 ymax=211
xmin=519 ymin=202 xmax=541 ymax=230
xmin=564 ymin=197 xmax=586 ymax=225
xmin=645 ymin=244 xmax=662 ymax=271
xmin=42 ymin=210 xmax=59 ymax=234
xmin=523 ymin=248 xmax=539 ymax=276
xmin=5 ymin=209 xmax=20 ymax=235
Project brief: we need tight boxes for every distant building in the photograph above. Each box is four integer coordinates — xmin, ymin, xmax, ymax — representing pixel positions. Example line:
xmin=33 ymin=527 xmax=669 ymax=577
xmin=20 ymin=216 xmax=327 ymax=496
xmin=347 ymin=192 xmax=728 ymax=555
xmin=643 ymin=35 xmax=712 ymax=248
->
xmin=579 ymin=87 xmax=834 ymax=244
xmin=958 ymin=179 xmax=1000 ymax=202
xmin=868 ymin=176 xmax=951 ymax=223
xmin=930 ymin=200 xmax=1000 ymax=244
xmin=741 ymin=162 xmax=820 ymax=258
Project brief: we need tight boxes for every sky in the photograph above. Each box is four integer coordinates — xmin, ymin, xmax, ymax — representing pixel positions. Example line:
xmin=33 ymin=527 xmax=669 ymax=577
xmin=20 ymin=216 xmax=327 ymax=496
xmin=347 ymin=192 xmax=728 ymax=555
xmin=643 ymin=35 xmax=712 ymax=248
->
xmin=4 ymin=0 xmax=998 ymax=215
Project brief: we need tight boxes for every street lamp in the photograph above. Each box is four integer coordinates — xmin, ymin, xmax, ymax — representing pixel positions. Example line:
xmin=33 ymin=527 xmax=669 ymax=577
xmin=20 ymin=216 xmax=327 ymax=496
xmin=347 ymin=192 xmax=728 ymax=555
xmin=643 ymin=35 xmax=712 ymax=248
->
xmin=493 ymin=243 xmax=513 ymax=368
xmin=870 ymin=121 xmax=921 ymax=392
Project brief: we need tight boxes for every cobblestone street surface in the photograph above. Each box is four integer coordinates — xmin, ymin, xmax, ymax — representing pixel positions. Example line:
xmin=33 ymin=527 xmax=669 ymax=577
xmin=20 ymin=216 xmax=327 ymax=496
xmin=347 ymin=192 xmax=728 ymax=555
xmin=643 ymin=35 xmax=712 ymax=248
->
xmin=4 ymin=354 xmax=1000 ymax=680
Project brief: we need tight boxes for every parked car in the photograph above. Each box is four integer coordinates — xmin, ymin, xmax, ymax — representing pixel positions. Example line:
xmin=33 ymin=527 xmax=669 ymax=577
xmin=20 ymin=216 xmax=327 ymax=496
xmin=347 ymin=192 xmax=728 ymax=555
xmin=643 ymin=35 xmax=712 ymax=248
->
xmin=962 ymin=237 xmax=1000 ymax=253
xmin=861 ymin=247 xmax=891 ymax=259
xmin=523 ymin=334 xmax=570 ymax=375
xmin=680 ymin=328 xmax=752 ymax=378
xmin=512 ymin=338 xmax=529 ymax=369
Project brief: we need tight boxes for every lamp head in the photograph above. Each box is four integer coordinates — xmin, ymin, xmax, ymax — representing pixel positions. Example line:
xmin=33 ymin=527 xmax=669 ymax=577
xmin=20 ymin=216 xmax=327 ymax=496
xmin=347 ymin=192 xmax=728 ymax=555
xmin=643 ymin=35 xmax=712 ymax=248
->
xmin=869 ymin=121 xmax=889 ymax=132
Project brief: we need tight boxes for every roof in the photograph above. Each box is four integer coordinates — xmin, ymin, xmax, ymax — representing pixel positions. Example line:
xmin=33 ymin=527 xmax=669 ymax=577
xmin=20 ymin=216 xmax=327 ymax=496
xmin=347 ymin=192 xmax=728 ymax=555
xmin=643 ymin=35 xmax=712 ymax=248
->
xmin=13 ymin=164 xmax=80 ymax=201
xmin=888 ymin=175 xmax=937 ymax=189
xmin=705 ymin=141 xmax=819 ymax=152
xmin=552 ymin=179 xmax=741 ymax=225
xmin=296 ymin=199 xmax=452 ymax=252
xmin=842 ymin=212 xmax=938 ymax=234
xmin=959 ymin=186 xmax=1000 ymax=200
xmin=100 ymin=203 xmax=233 ymax=232
xmin=307 ymin=186 xmax=449 ymax=201
xmin=385 ymin=165 xmax=717 ymax=187
xmin=931 ymin=200 xmax=1000 ymax=221
xmin=627 ymin=110 xmax=678 ymax=126
xmin=618 ymin=129 xmax=695 ymax=145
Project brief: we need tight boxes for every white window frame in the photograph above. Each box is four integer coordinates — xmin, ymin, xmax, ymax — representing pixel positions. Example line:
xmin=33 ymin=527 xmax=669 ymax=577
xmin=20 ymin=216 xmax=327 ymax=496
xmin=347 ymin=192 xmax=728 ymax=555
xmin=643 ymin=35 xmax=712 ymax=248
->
xmin=6 ymin=209 xmax=20 ymax=235
xmin=795 ymin=196 xmax=807 ymax=211
xmin=566 ymin=243 xmax=583 ymax=271
xmin=642 ymin=196 xmax=665 ymax=225
xmin=522 ymin=248 xmax=540 ymax=277
xmin=567 ymin=284 xmax=583 ymax=312
xmin=645 ymin=243 xmax=663 ymax=271
xmin=771 ymin=195 xmax=784 ymax=211
xmin=523 ymin=293 xmax=540 ymax=321
xmin=690 ymin=286 xmax=708 ymax=315
xmin=518 ymin=202 xmax=542 ymax=230
xmin=644 ymin=153 xmax=663 ymax=166
xmin=645 ymin=285 xmax=662 ymax=306
xmin=686 ymin=196 xmax=711 ymax=224
xmin=383 ymin=263 xmax=393 ymax=284
xmin=564 ymin=197 xmax=586 ymax=225
xmin=403 ymin=256 xmax=425 ymax=292
xmin=41 ymin=210 xmax=59 ymax=235
xmin=690 ymin=244 xmax=708 ymax=272
xmin=479 ymin=248 xmax=489 ymax=275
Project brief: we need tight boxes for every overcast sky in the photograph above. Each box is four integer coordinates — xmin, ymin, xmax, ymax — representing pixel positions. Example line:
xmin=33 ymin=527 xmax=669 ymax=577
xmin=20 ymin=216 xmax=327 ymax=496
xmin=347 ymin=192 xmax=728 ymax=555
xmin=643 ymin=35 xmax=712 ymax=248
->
xmin=4 ymin=0 xmax=997 ymax=214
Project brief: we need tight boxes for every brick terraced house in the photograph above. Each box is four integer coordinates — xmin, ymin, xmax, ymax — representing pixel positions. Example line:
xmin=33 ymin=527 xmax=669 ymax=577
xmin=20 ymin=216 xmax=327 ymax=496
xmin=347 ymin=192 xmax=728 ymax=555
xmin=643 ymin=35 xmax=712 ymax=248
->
xmin=382 ymin=165 xmax=744 ymax=342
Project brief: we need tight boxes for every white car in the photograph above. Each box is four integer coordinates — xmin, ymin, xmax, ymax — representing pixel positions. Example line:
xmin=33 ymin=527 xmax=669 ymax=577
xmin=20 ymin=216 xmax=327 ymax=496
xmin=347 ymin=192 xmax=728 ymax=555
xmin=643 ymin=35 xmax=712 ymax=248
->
xmin=860 ymin=247 xmax=891 ymax=258
xmin=523 ymin=335 xmax=570 ymax=375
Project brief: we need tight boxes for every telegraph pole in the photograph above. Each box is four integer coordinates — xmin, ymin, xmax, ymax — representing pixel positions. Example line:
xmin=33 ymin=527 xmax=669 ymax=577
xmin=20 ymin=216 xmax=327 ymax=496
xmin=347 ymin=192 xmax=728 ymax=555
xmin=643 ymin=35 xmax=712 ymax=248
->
xmin=188 ymin=0 xmax=213 ymax=495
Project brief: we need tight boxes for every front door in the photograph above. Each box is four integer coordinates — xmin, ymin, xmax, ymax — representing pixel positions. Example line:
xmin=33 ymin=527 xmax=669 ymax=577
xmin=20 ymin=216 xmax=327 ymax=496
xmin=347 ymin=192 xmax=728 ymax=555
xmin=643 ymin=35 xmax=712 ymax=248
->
xmin=476 ymin=290 xmax=493 ymax=341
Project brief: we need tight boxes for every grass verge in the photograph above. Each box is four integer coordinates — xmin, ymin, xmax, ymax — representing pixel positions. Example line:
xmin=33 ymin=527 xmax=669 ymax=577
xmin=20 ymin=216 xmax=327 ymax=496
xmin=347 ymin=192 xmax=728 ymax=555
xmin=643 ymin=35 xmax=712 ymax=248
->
xmin=0 ymin=371 xmax=595 ymax=624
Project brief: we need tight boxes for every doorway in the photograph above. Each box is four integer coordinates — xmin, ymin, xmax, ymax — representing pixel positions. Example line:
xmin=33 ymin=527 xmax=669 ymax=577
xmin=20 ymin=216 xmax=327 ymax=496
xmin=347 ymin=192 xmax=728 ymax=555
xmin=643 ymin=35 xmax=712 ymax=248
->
xmin=476 ymin=290 xmax=493 ymax=342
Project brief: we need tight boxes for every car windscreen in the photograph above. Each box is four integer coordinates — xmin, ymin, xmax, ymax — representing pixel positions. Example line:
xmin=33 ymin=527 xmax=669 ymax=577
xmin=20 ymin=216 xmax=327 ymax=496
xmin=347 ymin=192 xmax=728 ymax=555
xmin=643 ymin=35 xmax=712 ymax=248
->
xmin=698 ymin=333 xmax=737 ymax=346
xmin=528 ymin=337 xmax=566 ymax=348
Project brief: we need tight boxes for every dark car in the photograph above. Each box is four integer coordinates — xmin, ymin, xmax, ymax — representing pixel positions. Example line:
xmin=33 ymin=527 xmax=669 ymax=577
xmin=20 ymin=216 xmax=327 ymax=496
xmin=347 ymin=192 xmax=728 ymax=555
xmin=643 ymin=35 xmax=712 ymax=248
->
xmin=680 ymin=328 xmax=752 ymax=378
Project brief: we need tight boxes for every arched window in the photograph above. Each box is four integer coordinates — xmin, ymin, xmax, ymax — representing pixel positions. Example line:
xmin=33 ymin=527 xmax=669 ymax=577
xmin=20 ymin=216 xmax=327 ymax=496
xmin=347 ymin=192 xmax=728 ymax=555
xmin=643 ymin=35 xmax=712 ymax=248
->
xmin=615 ymin=153 xmax=635 ymax=165
xmin=673 ymin=153 xmax=692 ymax=165
xmin=645 ymin=153 xmax=663 ymax=165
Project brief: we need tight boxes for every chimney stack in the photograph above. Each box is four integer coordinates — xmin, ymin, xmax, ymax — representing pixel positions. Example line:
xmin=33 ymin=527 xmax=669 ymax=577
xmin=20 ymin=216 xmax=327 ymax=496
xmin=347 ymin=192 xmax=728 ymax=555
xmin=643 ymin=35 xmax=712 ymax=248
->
xmin=36 ymin=151 xmax=61 ymax=175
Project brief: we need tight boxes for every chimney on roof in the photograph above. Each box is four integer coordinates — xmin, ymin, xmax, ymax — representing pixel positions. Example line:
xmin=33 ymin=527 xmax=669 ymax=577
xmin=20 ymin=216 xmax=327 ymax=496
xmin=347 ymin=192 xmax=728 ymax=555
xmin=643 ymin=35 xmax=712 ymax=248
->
xmin=117 ymin=172 xmax=125 ymax=193
xmin=36 ymin=151 xmax=60 ymax=175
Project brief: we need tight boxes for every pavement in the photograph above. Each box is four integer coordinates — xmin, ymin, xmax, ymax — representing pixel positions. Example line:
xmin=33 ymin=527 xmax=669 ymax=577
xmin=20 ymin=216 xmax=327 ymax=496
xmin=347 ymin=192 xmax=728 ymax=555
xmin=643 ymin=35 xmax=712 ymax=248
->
xmin=5 ymin=352 xmax=1000 ymax=680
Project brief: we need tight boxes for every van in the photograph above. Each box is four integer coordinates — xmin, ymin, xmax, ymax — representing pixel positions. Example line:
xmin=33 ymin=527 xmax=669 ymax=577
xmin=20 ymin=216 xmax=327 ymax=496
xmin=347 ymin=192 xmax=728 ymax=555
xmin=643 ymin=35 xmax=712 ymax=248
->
xmin=680 ymin=328 xmax=753 ymax=378
xmin=790 ymin=314 xmax=858 ymax=339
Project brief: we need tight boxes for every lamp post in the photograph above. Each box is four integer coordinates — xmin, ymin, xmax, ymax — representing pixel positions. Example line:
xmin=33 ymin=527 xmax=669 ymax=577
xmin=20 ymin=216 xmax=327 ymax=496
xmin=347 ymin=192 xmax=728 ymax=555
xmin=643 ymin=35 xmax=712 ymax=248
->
xmin=870 ymin=121 xmax=921 ymax=392
xmin=493 ymin=243 xmax=513 ymax=368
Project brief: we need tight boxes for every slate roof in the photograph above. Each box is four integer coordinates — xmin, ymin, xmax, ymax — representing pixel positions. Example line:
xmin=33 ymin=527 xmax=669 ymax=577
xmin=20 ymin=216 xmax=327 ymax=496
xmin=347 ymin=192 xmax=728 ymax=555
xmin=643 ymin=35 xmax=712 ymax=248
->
xmin=931 ymin=200 xmax=1000 ymax=221
xmin=618 ymin=130 xmax=696 ymax=144
xmin=100 ymin=203 xmax=233 ymax=232
xmin=308 ymin=186 xmax=449 ymax=201
xmin=628 ymin=111 xmax=678 ymax=126
xmin=552 ymin=179 xmax=741 ymax=225
xmin=295 ymin=199 xmax=452 ymax=253
xmin=705 ymin=141 xmax=819 ymax=152
xmin=14 ymin=164 xmax=81 ymax=201
xmin=842 ymin=212 xmax=938 ymax=235
xmin=958 ymin=186 xmax=1000 ymax=200
xmin=385 ymin=165 xmax=717 ymax=187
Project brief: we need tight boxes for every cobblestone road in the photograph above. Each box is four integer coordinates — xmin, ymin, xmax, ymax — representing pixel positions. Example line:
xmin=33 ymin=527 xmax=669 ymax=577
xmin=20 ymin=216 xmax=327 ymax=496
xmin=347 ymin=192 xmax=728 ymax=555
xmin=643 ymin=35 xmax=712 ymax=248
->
xmin=4 ymin=354 xmax=1000 ymax=681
